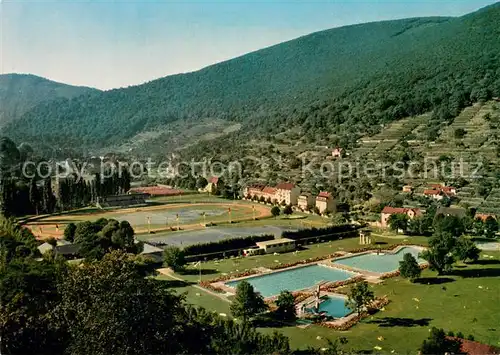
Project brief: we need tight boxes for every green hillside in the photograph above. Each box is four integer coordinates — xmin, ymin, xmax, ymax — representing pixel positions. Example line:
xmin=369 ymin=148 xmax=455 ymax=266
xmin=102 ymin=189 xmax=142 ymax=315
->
xmin=3 ymin=3 xmax=500 ymax=151
xmin=0 ymin=74 xmax=98 ymax=128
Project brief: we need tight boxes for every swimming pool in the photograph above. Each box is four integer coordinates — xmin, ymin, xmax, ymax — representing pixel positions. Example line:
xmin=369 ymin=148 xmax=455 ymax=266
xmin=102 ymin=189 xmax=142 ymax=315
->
xmin=333 ymin=246 xmax=425 ymax=274
xmin=225 ymin=265 xmax=356 ymax=297
xmin=306 ymin=296 xmax=352 ymax=318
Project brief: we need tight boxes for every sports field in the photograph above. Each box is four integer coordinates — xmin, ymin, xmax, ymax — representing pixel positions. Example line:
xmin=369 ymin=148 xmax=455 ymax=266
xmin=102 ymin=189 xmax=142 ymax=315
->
xmin=25 ymin=201 xmax=271 ymax=238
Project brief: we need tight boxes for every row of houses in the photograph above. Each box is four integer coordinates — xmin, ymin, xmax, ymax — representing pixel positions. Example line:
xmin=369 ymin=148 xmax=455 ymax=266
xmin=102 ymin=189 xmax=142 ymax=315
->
xmin=381 ymin=205 xmax=497 ymax=228
xmin=402 ymin=183 xmax=457 ymax=200
xmin=243 ymin=183 xmax=335 ymax=214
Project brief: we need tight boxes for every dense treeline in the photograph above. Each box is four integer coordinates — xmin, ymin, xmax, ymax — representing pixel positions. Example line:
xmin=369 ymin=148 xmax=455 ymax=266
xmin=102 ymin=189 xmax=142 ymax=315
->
xmin=0 ymin=136 xmax=131 ymax=217
xmin=0 ymin=219 xmax=342 ymax=355
xmin=282 ymin=225 xmax=359 ymax=241
xmin=3 ymin=4 xmax=500 ymax=152
xmin=182 ymin=234 xmax=274 ymax=256
xmin=63 ymin=218 xmax=142 ymax=260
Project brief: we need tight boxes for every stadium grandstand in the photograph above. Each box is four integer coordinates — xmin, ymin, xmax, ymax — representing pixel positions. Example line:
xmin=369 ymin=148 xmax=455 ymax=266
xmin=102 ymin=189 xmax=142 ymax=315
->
xmin=128 ymin=186 xmax=183 ymax=197
xmin=96 ymin=193 xmax=149 ymax=208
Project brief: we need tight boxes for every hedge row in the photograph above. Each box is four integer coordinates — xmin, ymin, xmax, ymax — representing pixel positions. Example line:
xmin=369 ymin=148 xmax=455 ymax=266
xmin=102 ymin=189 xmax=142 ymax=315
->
xmin=182 ymin=234 xmax=274 ymax=256
xmin=282 ymin=225 xmax=358 ymax=241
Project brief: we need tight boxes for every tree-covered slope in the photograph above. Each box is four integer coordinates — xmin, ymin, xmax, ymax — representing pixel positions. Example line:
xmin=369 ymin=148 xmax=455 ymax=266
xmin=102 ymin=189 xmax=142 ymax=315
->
xmin=0 ymin=74 xmax=98 ymax=128
xmin=3 ymin=2 xmax=500 ymax=150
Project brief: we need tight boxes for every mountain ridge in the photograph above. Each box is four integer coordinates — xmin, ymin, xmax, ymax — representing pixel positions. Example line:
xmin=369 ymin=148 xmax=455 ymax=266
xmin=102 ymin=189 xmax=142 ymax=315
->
xmin=2 ymin=3 xmax=500 ymax=154
xmin=0 ymin=73 xmax=99 ymax=128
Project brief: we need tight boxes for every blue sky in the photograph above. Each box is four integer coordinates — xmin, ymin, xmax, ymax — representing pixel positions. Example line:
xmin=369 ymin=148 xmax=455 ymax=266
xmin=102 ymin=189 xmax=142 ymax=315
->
xmin=1 ymin=0 xmax=498 ymax=89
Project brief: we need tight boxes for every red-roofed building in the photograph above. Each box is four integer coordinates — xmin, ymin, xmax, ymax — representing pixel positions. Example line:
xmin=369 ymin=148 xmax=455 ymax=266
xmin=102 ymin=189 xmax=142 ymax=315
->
xmin=381 ymin=206 xmax=422 ymax=228
xmin=424 ymin=184 xmax=456 ymax=200
xmin=261 ymin=187 xmax=278 ymax=202
xmin=424 ymin=189 xmax=445 ymax=200
xmin=243 ymin=184 xmax=265 ymax=198
xmin=475 ymin=213 xmax=497 ymax=222
xmin=316 ymin=192 xmax=334 ymax=214
xmin=243 ymin=183 xmax=300 ymax=205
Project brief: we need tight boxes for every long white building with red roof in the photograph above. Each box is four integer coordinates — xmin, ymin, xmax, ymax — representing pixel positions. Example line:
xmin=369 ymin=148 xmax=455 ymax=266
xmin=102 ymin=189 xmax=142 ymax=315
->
xmin=243 ymin=182 xmax=301 ymax=205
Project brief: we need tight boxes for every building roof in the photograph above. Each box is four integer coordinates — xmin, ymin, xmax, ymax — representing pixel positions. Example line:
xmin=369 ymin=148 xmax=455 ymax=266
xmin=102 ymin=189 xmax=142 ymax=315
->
xmin=317 ymin=191 xmax=332 ymax=199
xmin=209 ymin=177 xmax=219 ymax=184
xmin=440 ymin=186 xmax=456 ymax=192
xmin=299 ymin=193 xmax=312 ymax=198
xmin=54 ymin=244 xmax=81 ymax=256
xmin=256 ymin=238 xmax=295 ymax=247
xmin=475 ymin=213 xmax=497 ymax=222
xmin=262 ymin=186 xmax=277 ymax=194
xmin=128 ymin=186 xmax=182 ymax=196
xmin=275 ymin=182 xmax=295 ymax=191
xmin=426 ymin=185 xmax=456 ymax=196
xmin=436 ymin=207 xmax=467 ymax=218
xmin=381 ymin=206 xmax=421 ymax=215
xmin=428 ymin=183 xmax=443 ymax=189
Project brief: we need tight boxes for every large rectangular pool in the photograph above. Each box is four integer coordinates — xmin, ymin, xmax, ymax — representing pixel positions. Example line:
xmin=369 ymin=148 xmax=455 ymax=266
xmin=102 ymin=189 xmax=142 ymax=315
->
xmin=225 ymin=265 xmax=356 ymax=297
xmin=333 ymin=246 xmax=425 ymax=274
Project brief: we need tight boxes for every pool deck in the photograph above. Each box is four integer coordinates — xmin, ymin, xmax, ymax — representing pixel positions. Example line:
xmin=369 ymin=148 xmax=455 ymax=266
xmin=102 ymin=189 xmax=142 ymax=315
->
xmin=325 ymin=245 xmax=427 ymax=277
xmin=212 ymin=261 xmax=361 ymax=298
xmin=207 ymin=245 xmax=427 ymax=299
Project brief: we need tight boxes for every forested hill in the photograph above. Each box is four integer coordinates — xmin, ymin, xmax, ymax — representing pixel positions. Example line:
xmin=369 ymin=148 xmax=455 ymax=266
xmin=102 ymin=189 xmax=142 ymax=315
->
xmin=0 ymin=74 xmax=98 ymax=128
xmin=3 ymin=2 xmax=500 ymax=150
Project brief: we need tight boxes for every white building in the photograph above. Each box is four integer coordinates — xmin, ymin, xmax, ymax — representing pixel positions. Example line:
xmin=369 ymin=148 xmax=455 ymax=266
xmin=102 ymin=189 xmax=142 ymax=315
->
xmin=275 ymin=183 xmax=301 ymax=205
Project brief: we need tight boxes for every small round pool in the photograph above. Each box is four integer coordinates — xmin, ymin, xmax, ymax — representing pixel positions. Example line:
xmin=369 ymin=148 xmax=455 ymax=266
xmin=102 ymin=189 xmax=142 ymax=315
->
xmin=306 ymin=296 xmax=352 ymax=318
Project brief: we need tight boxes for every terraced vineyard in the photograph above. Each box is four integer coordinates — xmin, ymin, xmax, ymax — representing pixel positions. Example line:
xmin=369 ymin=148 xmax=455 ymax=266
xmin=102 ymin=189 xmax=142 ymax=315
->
xmin=349 ymin=101 xmax=500 ymax=213
xmin=355 ymin=114 xmax=429 ymax=157
xmin=456 ymin=185 xmax=485 ymax=208
xmin=354 ymin=101 xmax=499 ymax=160
xmin=425 ymin=103 xmax=498 ymax=159
xmin=478 ymin=188 xmax=500 ymax=214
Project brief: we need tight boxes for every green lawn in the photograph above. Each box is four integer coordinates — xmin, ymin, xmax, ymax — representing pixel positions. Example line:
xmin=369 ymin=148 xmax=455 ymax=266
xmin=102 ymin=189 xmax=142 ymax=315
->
xmin=160 ymin=240 xmax=500 ymax=353
xmin=156 ymin=275 xmax=232 ymax=315
xmin=263 ymin=255 xmax=500 ymax=352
